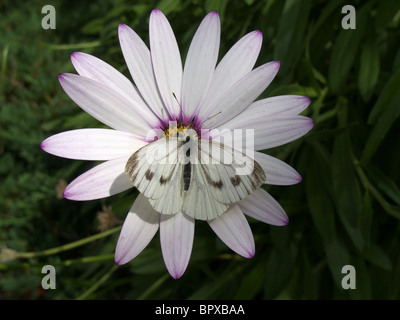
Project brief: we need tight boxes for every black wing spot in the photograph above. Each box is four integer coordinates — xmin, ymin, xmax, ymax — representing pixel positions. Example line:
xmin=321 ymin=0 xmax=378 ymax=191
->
xmin=230 ymin=176 xmax=241 ymax=186
xmin=145 ymin=169 xmax=154 ymax=181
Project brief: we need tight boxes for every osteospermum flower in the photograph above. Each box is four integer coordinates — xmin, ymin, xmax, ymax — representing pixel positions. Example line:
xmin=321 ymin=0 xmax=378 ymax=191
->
xmin=41 ymin=9 xmax=313 ymax=279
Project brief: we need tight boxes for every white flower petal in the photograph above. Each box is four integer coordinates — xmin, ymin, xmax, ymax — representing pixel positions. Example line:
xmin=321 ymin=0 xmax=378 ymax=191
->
xmin=41 ymin=129 xmax=147 ymax=161
xmin=196 ymin=30 xmax=263 ymax=121
xmin=208 ymin=205 xmax=255 ymax=258
xmin=244 ymin=95 xmax=311 ymax=117
xmin=71 ymin=52 xmax=158 ymax=126
xmin=202 ymin=61 xmax=280 ymax=129
xmin=149 ymin=9 xmax=183 ymax=119
xmin=160 ymin=212 xmax=195 ymax=279
xmin=239 ymin=188 xmax=289 ymax=226
xmin=59 ymin=73 xmax=154 ymax=135
xmin=118 ymin=24 xmax=169 ymax=122
xmin=115 ymin=194 xmax=160 ymax=265
xmin=215 ymin=114 xmax=314 ymax=150
xmin=181 ymin=11 xmax=220 ymax=123
xmin=254 ymin=151 xmax=302 ymax=185
xmin=63 ymin=156 xmax=132 ymax=201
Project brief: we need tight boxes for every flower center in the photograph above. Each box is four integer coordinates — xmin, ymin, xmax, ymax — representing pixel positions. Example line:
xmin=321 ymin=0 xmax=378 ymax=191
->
xmin=164 ymin=123 xmax=192 ymax=138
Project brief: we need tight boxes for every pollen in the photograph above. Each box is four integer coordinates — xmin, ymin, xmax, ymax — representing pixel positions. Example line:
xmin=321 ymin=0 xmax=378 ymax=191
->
xmin=164 ymin=123 xmax=191 ymax=138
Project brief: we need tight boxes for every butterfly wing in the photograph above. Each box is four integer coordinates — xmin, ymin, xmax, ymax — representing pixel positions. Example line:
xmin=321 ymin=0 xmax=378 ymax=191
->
xmin=182 ymin=140 xmax=266 ymax=220
xmin=125 ymin=137 xmax=266 ymax=221
xmin=125 ymin=138 xmax=184 ymax=214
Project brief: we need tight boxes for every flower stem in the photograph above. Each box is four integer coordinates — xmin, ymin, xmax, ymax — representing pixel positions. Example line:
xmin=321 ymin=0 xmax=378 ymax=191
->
xmin=75 ymin=264 xmax=119 ymax=300
xmin=16 ymin=226 xmax=122 ymax=259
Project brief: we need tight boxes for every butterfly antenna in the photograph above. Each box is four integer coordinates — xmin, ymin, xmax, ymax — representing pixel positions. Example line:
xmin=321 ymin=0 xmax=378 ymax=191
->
xmin=172 ymin=92 xmax=185 ymax=124
xmin=199 ymin=111 xmax=222 ymax=126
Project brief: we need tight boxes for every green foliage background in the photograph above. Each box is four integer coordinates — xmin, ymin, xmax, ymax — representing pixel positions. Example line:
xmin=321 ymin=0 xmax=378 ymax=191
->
xmin=1 ymin=0 xmax=400 ymax=299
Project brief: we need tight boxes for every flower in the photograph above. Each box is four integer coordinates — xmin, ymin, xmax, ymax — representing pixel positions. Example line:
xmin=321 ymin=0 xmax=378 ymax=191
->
xmin=41 ymin=9 xmax=313 ymax=279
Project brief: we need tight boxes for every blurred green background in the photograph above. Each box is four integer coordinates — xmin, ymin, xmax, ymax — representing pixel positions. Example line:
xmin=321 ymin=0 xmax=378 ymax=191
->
xmin=1 ymin=0 xmax=400 ymax=300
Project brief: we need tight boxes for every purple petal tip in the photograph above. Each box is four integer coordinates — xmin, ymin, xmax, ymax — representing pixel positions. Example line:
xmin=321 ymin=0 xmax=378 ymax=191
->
xmin=40 ymin=140 xmax=47 ymax=151
xmin=114 ymin=256 xmax=124 ymax=266
xmin=151 ymin=8 xmax=162 ymax=15
xmin=297 ymin=174 xmax=303 ymax=183
xmin=171 ymin=272 xmax=183 ymax=280
xmin=118 ymin=23 xmax=128 ymax=31
xmin=245 ymin=251 xmax=255 ymax=259
xmin=282 ymin=217 xmax=290 ymax=226
xmin=63 ymin=188 xmax=72 ymax=200
xmin=309 ymin=118 xmax=315 ymax=129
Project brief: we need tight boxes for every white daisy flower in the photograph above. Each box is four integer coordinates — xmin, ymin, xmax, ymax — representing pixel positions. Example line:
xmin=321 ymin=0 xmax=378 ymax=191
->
xmin=41 ymin=9 xmax=313 ymax=279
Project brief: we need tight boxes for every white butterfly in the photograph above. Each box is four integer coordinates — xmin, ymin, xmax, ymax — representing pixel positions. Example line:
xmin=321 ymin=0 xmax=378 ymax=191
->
xmin=125 ymin=129 xmax=265 ymax=220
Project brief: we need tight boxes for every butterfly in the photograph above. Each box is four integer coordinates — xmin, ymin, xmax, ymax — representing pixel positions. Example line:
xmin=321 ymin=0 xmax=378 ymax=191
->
xmin=125 ymin=126 xmax=265 ymax=221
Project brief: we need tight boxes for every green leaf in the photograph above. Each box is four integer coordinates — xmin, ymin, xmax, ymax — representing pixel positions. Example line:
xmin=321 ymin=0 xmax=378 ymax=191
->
xmin=362 ymin=245 xmax=392 ymax=271
xmin=349 ymin=257 xmax=372 ymax=299
xmin=365 ymin=165 xmax=400 ymax=206
xmin=375 ymin=0 xmax=400 ymax=28
xmin=367 ymin=68 xmax=400 ymax=124
xmin=355 ymin=164 xmax=400 ymax=220
xmin=332 ymin=133 xmax=365 ymax=250
xmin=274 ymin=0 xmax=311 ymax=75
xmin=324 ymin=237 xmax=351 ymax=289
xmin=244 ymin=0 xmax=256 ymax=5
xmin=129 ymin=247 xmax=165 ymax=275
xmin=263 ymin=248 xmax=294 ymax=299
xmin=360 ymin=191 xmax=373 ymax=246
xmin=234 ymin=262 xmax=265 ymax=299
xmin=268 ymin=83 xmax=318 ymax=98
xmin=287 ymin=249 xmax=318 ymax=299
xmin=306 ymin=144 xmax=336 ymax=243
xmin=358 ymin=33 xmax=380 ymax=102
xmin=362 ymin=99 xmax=400 ymax=164
xmin=156 ymin=0 xmax=182 ymax=16
xmin=188 ymin=264 xmax=245 ymax=299
xmin=328 ymin=3 xmax=371 ymax=93
xmin=205 ymin=0 xmax=228 ymax=22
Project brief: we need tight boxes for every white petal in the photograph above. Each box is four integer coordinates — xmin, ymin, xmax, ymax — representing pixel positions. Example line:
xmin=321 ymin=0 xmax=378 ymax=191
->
xmin=208 ymin=205 xmax=255 ymax=258
xmin=160 ymin=212 xmax=195 ymax=279
xmin=254 ymin=152 xmax=302 ymax=185
xmin=63 ymin=156 xmax=132 ymax=201
xmin=239 ymin=188 xmax=289 ymax=226
xmin=215 ymin=114 xmax=314 ymax=150
xmin=202 ymin=61 xmax=280 ymax=129
xmin=149 ymin=9 xmax=183 ymax=119
xmin=41 ymin=129 xmax=147 ymax=160
xmin=196 ymin=30 xmax=263 ymax=121
xmin=244 ymin=95 xmax=311 ymax=117
xmin=181 ymin=11 xmax=220 ymax=123
xmin=118 ymin=24 xmax=169 ymax=122
xmin=71 ymin=52 xmax=158 ymax=126
xmin=115 ymin=194 xmax=160 ymax=265
xmin=59 ymin=73 xmax=155 ymax=135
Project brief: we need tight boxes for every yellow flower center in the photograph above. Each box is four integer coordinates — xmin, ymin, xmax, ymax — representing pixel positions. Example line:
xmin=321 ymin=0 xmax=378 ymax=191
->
xmin=164 ymin=124 xmax=192 ymax=138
